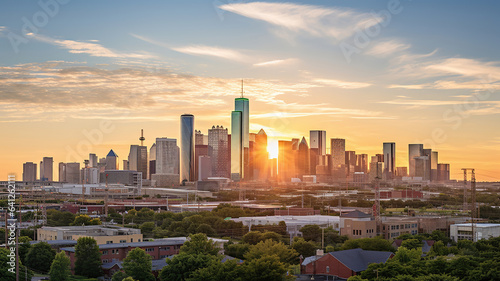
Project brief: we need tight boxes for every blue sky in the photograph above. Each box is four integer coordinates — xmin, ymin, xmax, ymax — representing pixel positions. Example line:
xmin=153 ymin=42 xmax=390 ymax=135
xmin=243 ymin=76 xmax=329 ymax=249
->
xmin=1 ymin=0 xmax=499 ymax=181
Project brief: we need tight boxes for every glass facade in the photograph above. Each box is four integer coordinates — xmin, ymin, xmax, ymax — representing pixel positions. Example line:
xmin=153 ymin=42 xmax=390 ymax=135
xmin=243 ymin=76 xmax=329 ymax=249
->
xmin=231 ymin=111 xmax=242 ymax=181
xmin=408 ymin=144 xmax=423 ymax=177
xmin=383 ymin=142 xmax=396 ymax=177
xmin=180 ymin=114 xmax=195 ymax=182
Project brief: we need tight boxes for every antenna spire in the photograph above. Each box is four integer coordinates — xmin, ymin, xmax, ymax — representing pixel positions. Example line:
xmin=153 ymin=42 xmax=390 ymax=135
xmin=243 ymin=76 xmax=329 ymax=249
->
xmin=139 ymin=129 xmax=145 ymax=146
xmin=241 ymin=79 xmax=244 ymax=98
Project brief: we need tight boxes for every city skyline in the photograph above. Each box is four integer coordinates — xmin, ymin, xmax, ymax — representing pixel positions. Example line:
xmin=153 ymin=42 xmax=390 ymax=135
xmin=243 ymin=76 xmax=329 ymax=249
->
xmin=1 ymin=1 xmax=499 ymax=181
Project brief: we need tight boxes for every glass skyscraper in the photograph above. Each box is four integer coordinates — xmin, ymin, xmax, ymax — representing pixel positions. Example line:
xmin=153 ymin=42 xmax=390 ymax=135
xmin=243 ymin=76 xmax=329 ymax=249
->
xmin=180 ymin=114 xmax=195 ymax=183
xmin=231 ymin=97 xmax=249 ymax=181
xmin=408 ymin=144 xmax=423 ymax=177
xmin=383 ymin=142 xmax=396 ymax=179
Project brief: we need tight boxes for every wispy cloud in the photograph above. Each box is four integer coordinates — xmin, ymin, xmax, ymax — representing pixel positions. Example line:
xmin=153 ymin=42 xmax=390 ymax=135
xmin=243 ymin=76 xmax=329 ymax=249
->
xmin=28 ymin=33 xmax=155 ymax=59
xmin=253 ymin=58 xmax=297 ymax=67
xmin=366 ymin=39 xmax=410 ymax=57
xmin=314 ymin=78 xmax=372 ymax=89
xmin=171 ymin=45 xmax=248 ymax=62
xmin=425 ymin=58 xmax=500 ymax=81
xmin=219 ymin=2 xmax=383 ymax=41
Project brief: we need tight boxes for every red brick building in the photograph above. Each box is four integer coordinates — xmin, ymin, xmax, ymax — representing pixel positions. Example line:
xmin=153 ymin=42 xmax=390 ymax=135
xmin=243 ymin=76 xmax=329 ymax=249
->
xmin=301 ymin=248 xmax=393 ymax=279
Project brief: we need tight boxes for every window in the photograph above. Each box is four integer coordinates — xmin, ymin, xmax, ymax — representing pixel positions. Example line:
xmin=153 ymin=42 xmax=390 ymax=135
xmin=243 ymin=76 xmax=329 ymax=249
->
xmin=106 ymin=241 xmax=113 ymax=244
xmin=131 ymin=238 xmax=133 ymax=242
xmin=145 ymin=248 xmax=154 ymax=252
xmin=103 ymin=259 xmax=108 ymax=263
xmin=102 ymin=250 xmax=108 ymax=255
xmin=120 ymin=240 xmax=126 ymax=243
xmin=326 ymin=266 xmax=330 ymax=273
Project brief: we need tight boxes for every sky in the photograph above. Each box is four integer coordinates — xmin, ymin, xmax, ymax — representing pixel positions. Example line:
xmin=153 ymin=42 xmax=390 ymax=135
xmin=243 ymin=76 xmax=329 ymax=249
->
xmin=0 ymin=0 xmax=499 ymax=181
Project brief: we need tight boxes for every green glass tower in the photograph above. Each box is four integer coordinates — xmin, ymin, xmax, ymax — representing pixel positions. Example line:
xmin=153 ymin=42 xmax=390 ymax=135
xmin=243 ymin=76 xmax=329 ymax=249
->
xmin=231 ymin=97 xmax=249 ymax=181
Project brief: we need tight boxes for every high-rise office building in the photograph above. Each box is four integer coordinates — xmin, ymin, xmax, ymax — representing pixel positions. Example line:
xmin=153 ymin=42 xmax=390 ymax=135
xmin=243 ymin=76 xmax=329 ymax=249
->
xmin=180 ymin=114 xmax=195 ymax=183
xmin=231 ymin=97 xmax=249 ymax=181
xmin=198 ymin=155 xmax=212 ymax=181
xmin=195 ymin=130 xmax=204 ymax=145
xmin=40 ymin=157 xmax=53 ymax=181
xmin=208 ymin=125 xmax=229 ymax=178
xmin=105 ymin=150 xmax=118 ymax=170
xmin=408 ymin=144 xmax=423 ymax=177
xmin=297 ymin=137 xmax=310 ymax=178
xmin=195 ymin=144 xmax=209 ymax=180
xmin=59 ymin=162 xmax=80 ymax=183
xmin=149 ymin=143 xmax=156 ymax=180
xmin=254 ymin=129 xmax=269 ymax=181
xmin=383 ymin=142 xmax=396 ymax=179
xmin=437 ymin=163 xmax=450 ymax=182
xmin=369 ymin=162 xmax=384 ymax=182
xmin=345 ymin=151 xmax=356 ymax=177
xmin=422 ymin=149 xmax=433 ymax=181
xmin=414 ymin=156 xmax=430 ymax=180
xmin=355 ymin=154 xmax=368 ymax=174
xmin=128 ymin=145 xmax=148 ymax=179
xmin=331 ymin=139 xmax=345 ymax=168
xmin=89 ymin=153 xmax=98 ymax=168
xmin=156 ymin=138 xmax=179 ymax=175
xmin=431 ymin=151 xmax=438 ymax=181
xmin=23 ymin=162 xmax=37 ymax=182
xmin=310 ymin=131 xmax=326 ymax=155
xmin=331 ymin=138 xmax=346 ymax=180
xmin=278 ymin=140 xmax=293 ymax=182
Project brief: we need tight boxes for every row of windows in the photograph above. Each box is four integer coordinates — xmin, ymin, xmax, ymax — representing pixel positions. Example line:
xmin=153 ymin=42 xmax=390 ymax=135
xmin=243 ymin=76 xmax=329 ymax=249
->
xmin=390 ymin=223 xmax=417 ymax=230
xmin=352 ymin=229 xmax=375 ymax=235
xmin=102 ymin=249 xmax=120 ymax=255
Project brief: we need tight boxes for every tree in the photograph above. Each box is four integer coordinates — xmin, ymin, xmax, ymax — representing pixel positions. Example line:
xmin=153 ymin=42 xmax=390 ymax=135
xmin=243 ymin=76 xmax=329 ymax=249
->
xmin=0 ymin=248 xmax=33 ymax=281
xmin=26 ymin=241 xmax=56 ymax=273
xmin=47 ymin=210 xmax=75 ymax=226
xmin=244 ymin=239 xmax=298 ymax=265
xmin=71 ymin=214 xmax=101 ymax=226
xmin=299 ymin=225 xmax=322 ymax=242
xmin=187 ymin=259 xmax=243 ymax=281
xmin=180 ymin=233 xmax=219 ymax=256
xmin=261 ymin=231 xmax=282 ymax=243
xmin=160 ymin=253 xmax=217 ymax=281
xmin=196 ymin=223 xmax=216 ymax=236
xmin=401 ymin=239 xmax=422 ymax=250
xmin=140 ymin=222 xmax=155 ymax=237
xmin=74 ymin=237 xmax=102 ymax=278
xmin=241 ymin=255 xmax=287 ymax=281
xmin=112 ymin=271 xmax=129 ymax=281
xmin=18 ymin=236 xmax=32 ymax=265
xmin=224 ymin=242 xmax=250 ymax=260
xmin=292 ymin=237 xmax=317 ymax=258
xmin=49 ymin=252 xmax=71 ymax=281
xmin=341 ymin=237 xmax=395 ymax=252
xmin=393 ymin=247 xmax=422 ymax=264
xmin=242 ymin=231 xmax=263 ymax=245
xmin=123 ymin=248 xmax=155 ymax=281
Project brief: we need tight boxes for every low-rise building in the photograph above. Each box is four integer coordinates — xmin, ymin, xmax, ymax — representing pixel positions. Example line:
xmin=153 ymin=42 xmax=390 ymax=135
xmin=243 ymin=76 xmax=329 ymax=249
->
xmin=450 ymin=223 xmax=500 ymax=242
xmin=340 ymin=210 xmax=377 ymax=239
xmin=301 ymin=248 xmax=393 ymax=279
xmin=37 ymin=225 xmax=142 ymax=245
xmin=381 ymin=217 xmax=419 ymax=239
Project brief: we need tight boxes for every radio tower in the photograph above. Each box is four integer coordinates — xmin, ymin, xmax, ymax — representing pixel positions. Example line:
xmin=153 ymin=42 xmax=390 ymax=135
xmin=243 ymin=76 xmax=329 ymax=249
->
xmin=139 ymin=129 xmax=145 ymax=146
xmin=462 ymin=168 xmax=477 ymax=241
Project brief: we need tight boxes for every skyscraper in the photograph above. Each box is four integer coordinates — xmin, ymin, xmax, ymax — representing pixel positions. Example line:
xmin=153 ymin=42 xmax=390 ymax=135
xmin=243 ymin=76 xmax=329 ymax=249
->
xmin=128 ymin=145 xmax=148 ymax=179
xmin=59 ymin=162 xmax=80 ymax=183
xmin=431 ymin=151 xmax=438 ymax=181
xmin=278 ymin=140 xmax=293 ymax=182
xmin=345 ymin=151 xmax=356 ymax=177
xmin=105 ymin=150 xmax=118 ymax=170
xmin=383 ymin=142 xmax=396 ymax=179
xmin=231 ymin=97 xmax=249 ymax=181
xmin=149 ymin=143 xmax=156 ymax=179
xmin=180 ymin=114 xmax=195 ymax=182
xmin=297 ymin=137 xmax=310 ymax=178
xmin=355 ymin=154 xmax=368 ymax=173
xmin=195 ymin=130 xmax=204 ymax=145
xmin=254 ymin=129 xmax=269 ymax=181
xmin=156 ymin=138 xmax=179 ymax=174
xmin=208 ymin=125 xmax=229 ymax=178
xmin=331 ymin=138 xmax=346 ymax=180
xmin=40 ymin=157 xmax=53 ymax=181
xmin=23 ymin=162 xmax=37 ymax=182
xmin=89 ymin=153 xmax=98 ymax=168
xmin=310 ymin=130 xmax=326 ymax=155
xmin=408 ymin=144 xmax=423 ymax=177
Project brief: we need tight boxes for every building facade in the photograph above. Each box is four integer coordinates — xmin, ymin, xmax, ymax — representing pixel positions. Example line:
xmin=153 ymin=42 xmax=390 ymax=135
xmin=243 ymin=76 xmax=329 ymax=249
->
xmin=180 ymin=114 xmax=195 ymax=183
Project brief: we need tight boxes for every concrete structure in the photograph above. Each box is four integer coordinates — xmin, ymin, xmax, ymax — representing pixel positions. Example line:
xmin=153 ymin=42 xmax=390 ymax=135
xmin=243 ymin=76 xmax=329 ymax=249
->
xmin=100 ymin=170 xmax=142 ymax=190
xmin=232 ymin=215 xmax=340 ymax=237
xmin=59 ymin=162 xmax=80 ymax=183
xmin=450 ymin=223 xmax=500 ymax=242
xmin=340 ymin=210 xmax=377 ymax=239
xmin=89 ymin=153 xmax=98 ymax=168
xmin=155 ymin=137 xmax=179 ymax=175
xmin=22 ymin=162 xmax=37 ymax=182
xmin=408 ymin=144 xmax=423 ymax=177
xmin=355 ymin=154 xmax=368 ymax=174
xmin=37 ymin=225 xmax=142 ymax=244
xmin=81 ymin=167 xmax=99 ymax=184
xmin=180 ymin=114 xmax=195 ymax=183
xmin=106 ymin=150 xmax=118 ymax=170
xmin=301 ymin=249 xmax=393 ymax=279
xmin=208 ymin=125 xmax=229 ymax=178
xmin=128 ymin=145 xmax=148 ymax=179
xmin=383 ymin=142 xmax=395 ymax=179
xmin=40 ymin=157 xmax=53 ymax=181
xmin=437 ymin=163 xmax=450 ymax=182
xmin=381 ymin=217 xmax=419 ymax=239
xmin=151 ymin=174 xmax=179 ymax=187
xmin=198 ymin=155 xmax=212 ymax=181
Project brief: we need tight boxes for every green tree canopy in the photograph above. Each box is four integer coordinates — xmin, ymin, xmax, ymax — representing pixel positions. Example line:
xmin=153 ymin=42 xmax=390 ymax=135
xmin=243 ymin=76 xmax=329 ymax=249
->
xmin=180 ymin=233 xmax=220 ymax=256
xmin=123 ymin=248 xmax=155 ymax=281
xmin=244 ymin=239 xmax=298 ymax=265
xmin=49 ymin=251 xmax=71 ymax=281
xmin=26 ymin=241 xmax=56 ymax=273
xmin=241 ymin=254 xmax=287 ymax=281
xmin=292 ymin=237 xmax=318 ymax=258
xmin=71 ymin=214 xmax=101 ymax=226
xmin=160 ymin=253 xmax=217 ymax=281
xmin=74 ymin=237 xmax=102 ymax=278
xmin=341 ymin=237 xmax=395 ymax=252
xmin=299 ymin=225 xmax=322 ymax=242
